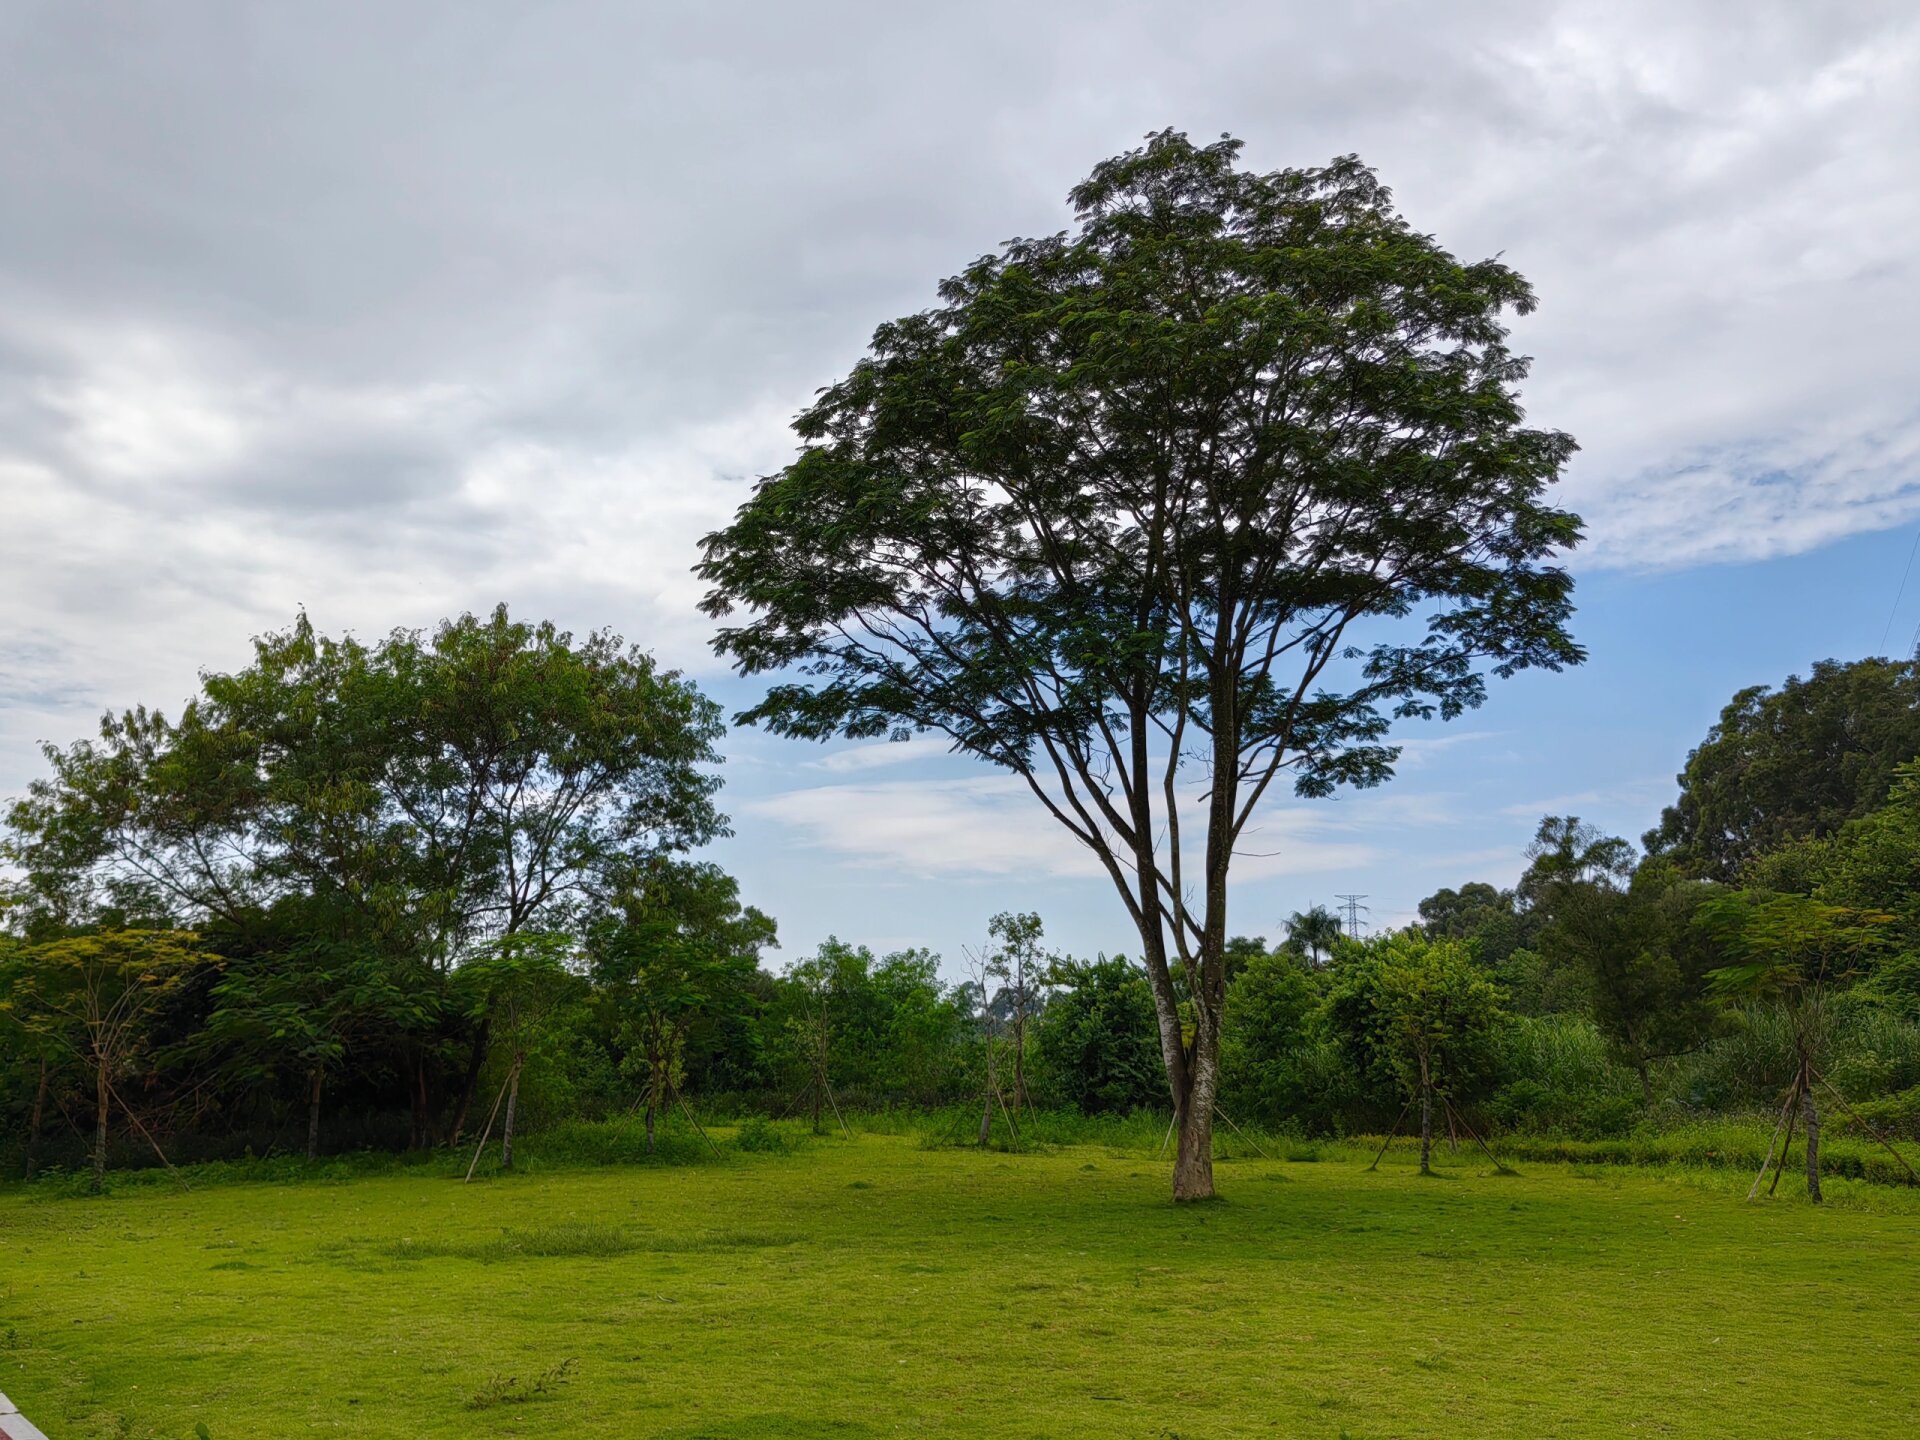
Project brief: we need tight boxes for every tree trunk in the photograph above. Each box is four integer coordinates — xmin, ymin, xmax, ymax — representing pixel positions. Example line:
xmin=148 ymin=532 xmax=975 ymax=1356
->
xmin=1802 ymin=1068 xmax=1822 ymax=1204
xmin=1012 ymin=1017 xmax=1027 ymax=1112
xmin=645 ymin=1101 xmax=656 ymax=1153
xmin=306 ymin=1068 xmax=324 ymax=1162
xmin=25 ymin=1059 xmax=49 ymax=1180
xmin=1419 ymin=1084 xmax=1434 ymax=1176
xmin=979 ymin=1091 xmax=993 ymax=1146
xmin=500 ymin=1056 xmax=523 ymax=1172
xmin=418 ymin=1056 xmax=437 ymax=1147
xmin=93 ymin=1053 xmax=110 ymax=1193
xmin=407 ymin=1050 xmax=428 ymax=1150
xmin=1635 ymin=1060 xmax=1652 ymax=1106
xmin=1172 ymin=1040 xmax=1220 ymax=1202
xmin=811 ymin=1073 xmax=823 ymax=1135
xmin=449 ymin=1017 xmax=491 ymax=1145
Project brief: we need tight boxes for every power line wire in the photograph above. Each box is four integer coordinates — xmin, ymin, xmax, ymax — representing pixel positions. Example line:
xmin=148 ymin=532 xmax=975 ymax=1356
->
xmin=1880 ymin=528 xmax=1920 ymax=657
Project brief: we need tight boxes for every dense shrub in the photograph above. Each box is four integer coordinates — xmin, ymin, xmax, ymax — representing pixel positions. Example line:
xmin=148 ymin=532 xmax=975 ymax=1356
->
xmin=1219 ymin=950 xmax=1317 ymax=1124
xmin=1031 ymin=958 xmax=1164 ymax=1115
xmin=1486 ymin=1015 xmax=1644 ymax=1137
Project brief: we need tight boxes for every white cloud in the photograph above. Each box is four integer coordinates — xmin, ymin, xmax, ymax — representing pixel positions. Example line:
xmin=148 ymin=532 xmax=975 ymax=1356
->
xmin=5 ymin=0 xmax=1920 ymax=953
xmin=750 ymin=772 xmax=1419 ymax=886
xmin=750 ymin=776 xmax=1107 ymax=880
xmin=807 ymin=737 xmax=955 ymax=774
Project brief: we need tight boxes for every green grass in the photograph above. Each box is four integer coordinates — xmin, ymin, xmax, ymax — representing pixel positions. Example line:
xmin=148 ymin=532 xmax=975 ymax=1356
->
xmin=3 ymin=1130 xmax=1918 ymax=1438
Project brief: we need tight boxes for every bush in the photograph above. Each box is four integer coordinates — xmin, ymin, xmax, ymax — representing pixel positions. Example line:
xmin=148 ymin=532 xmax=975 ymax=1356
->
xmin=732 ymin=1116 xmax=800 ymax=1153
xmin=1031 ymin=958 xmax=1164 ymax=1115
xmin=1834 ymin=1084 xmax=1920 ymax=1142
xmin=1487 ymin=1015 xmax=1644 ymax=1137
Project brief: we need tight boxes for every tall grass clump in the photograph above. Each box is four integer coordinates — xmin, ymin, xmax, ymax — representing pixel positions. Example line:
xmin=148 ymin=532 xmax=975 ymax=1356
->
xmin=1486 ymin=1015 xmax=1643 ymax=1138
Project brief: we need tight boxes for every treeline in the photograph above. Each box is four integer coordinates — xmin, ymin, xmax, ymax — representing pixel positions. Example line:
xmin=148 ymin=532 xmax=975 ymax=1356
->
xmin=5 ymin=622 xmax=1920 ymax=1192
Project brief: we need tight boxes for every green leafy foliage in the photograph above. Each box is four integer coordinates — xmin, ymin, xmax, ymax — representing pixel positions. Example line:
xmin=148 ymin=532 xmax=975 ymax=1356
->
xmin=1031 ymin=956 xmax=1164 ymax=1115
xmin=1645 ymin=656 xmax=1920 ymax=881
xmin=1327 ymin=933 xmax=1507 ymax=1112
xmin=699 ymin=128 xmax=1582 ymax=1195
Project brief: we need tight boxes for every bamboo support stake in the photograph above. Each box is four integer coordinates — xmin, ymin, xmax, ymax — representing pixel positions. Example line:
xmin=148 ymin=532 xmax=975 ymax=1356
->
xmin=670 ymin=1080 xmax=723 ymax=1159
xmin=1442 ymin=1096 xmax=1517 ymax=1176
xmin=104 ymin=1077 xmax=189 ymax=1191
xmin=1747 ymin=1085 xmax=1799 ymax=1202
xmin=1212 ymin=1105 xmax=1272 ymax=1161
xmin=464 ymin=1069 xmax=514 ymax=1183
xmin=1817 ymin=1075 xmax=1920 ymax=1185
xmin=1768 ymin=1076 xmax=1802 ymax=1198
xmin=1367 ymin=1103 xmax=1412 ymax=1172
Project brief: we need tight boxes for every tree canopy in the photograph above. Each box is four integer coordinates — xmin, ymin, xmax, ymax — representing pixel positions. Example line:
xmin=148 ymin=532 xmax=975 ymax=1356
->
xmin=1645 ymin=656 xmax=1920 ymax=882
xmin=698 ymin=129 xmax=1582 ymax=1198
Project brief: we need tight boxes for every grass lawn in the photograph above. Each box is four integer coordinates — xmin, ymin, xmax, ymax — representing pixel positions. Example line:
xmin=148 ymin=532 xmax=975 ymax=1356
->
xmin=2 ymin=1131 xmax=1917 ymax=1438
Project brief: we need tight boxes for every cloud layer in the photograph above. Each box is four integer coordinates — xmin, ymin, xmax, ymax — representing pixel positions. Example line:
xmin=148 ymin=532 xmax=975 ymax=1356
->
xmin=3 ymin=1 xmax=1917 ymax=955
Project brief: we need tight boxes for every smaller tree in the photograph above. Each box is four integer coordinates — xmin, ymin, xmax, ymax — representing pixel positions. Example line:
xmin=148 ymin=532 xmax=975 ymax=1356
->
xmin=1282 ymin=908 xmax=1344 ymax=970
xmin=0 ymin=908 xmax=69 ymax=1179
xmin=983 ymin=912 xmax=1054 ymax=1112
xmin=1696 ymin=892 xmax=1894 ymax=1202
xmin=453 ymin=935 xmax=578 ymax=1175
xmin=590 ymin=860 xmax=773 ymax=1150
xmin=779 ymin=942 xmax=855 ymax=1135
xmin=1 ymin=929 xmax=204 ymax=1190
xmin=199 ymin=936 xmax=424 ymax=1160
xmin=1328 ymin=934 xmax=1507 ymax=1174
xmin=1219 ymin=948 xmax=1318 ymax=1125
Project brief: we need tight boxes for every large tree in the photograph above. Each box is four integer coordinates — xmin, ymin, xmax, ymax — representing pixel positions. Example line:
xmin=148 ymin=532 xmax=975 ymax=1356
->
xmin=698 ymin=130 xmax=1582 ymax=1198
xmin=1645 ymin=657 xmax=1920 ymax=883
xmin=6 ymin=605 xmax=726 ymax=1146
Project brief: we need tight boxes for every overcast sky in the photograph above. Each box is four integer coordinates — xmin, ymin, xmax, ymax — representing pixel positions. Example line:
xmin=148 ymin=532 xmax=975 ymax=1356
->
xmin=4 ymin=1 xmax=1919 ymax=968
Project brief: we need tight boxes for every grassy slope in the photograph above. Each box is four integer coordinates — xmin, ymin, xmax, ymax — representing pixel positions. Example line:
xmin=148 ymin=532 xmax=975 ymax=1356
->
xmin=2 ymin=1134 xmax=1917 ymax=1439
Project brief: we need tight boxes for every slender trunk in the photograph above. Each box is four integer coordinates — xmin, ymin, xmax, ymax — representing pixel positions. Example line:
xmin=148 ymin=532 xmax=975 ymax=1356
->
xmin=1419 ymin=1085 xmax=1434 ymax=1175
xmin=1172 ymin=1042 xmax=1219 ymax=1202
xmin=93 ymin=1052 xmax=110 ymax=1193
xmin=979 ymin=1090 xmax=993 ymax=1146
xmin=645 ymin=1102 xmax=656 ymax=1153
xmin=1012 ymin=1017 xmax=1027 ymax=1111
xmin=1635 ymin=1060 xmax=1652 ymax=1106
xmin=500 ymin=1055 xmax=523 ymax=1172
xmin=450 ymin=1017 xmax=491 ymax=1145
xmin=1802 ymin=1067 xmax=1823 ymax=1204
xmin=25 ymin=1059 xmax=49 ymax=1180
xmin=407 ymin=1048 xmax=427 ymax=1149
xmin=306 ymin=1068 xmax=324 ymax=1162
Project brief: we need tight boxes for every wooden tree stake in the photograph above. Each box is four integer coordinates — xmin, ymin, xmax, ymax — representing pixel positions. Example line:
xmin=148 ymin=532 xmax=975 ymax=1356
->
xmin=464 ymin=1070 xmax=514 ymax=1183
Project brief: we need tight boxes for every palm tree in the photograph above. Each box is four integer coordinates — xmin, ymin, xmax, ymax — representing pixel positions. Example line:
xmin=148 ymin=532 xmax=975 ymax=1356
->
xmin=1283 ymin=905 xmax=1344 ymax=969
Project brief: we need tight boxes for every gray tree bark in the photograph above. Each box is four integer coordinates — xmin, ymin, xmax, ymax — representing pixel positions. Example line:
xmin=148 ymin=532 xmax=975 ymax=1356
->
xmin=500 ymin=1056 xmax=523 ymax=1172
xmin=24 ymin=1059 xmax=48 ymax=1180
xmin=1802 ymin=1071 xmax=1823 ymax=1204
xmin=92 ymin=1054 xmax=110 ymax=1193
xmin=1171 ymin=1046 xmax=1219 ymax=1201
xmin=306 ymin=1068 xmax=324 ymax=1162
